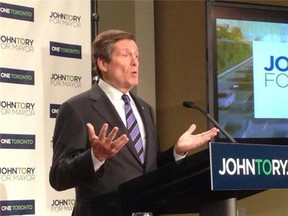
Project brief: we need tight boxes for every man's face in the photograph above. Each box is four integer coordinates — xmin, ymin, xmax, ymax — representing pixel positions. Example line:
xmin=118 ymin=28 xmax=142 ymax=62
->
xmin=101 ymin=39 xmax=139 ymax=93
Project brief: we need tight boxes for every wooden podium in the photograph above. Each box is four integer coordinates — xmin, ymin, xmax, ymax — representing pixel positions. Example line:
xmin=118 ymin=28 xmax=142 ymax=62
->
xmin=119 ymin=142 xmax=288 ymax=215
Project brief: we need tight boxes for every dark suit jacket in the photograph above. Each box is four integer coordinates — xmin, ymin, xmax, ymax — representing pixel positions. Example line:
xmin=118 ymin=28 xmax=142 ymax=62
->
xmin=49 ymin=83 xmax=175 ymax=215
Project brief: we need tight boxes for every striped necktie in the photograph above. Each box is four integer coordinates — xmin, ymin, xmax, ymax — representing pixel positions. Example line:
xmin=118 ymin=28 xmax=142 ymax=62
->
xmin=122 ymin=94 xmax=145 ymax=164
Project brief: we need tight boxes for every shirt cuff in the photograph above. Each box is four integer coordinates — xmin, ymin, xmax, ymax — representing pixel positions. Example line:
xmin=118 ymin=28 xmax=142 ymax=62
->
xmin=173 ymin=146 xmax=187 ymax=161
xmin=91 ymin=149 xmax=105 ymax=172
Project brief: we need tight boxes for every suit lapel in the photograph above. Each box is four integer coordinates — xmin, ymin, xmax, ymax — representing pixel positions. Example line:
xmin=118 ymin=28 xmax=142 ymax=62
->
xmin=90 ymin=85 xmax=123 ymax=127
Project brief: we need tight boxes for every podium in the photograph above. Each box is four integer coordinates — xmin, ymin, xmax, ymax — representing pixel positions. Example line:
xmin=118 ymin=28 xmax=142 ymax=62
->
xmin=119 ymin=142 xmax=288 ymax=215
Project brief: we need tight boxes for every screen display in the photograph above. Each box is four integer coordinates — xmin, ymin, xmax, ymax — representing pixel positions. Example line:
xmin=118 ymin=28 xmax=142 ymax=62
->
xmin=207 ymin=2 xmax=288 ymax=144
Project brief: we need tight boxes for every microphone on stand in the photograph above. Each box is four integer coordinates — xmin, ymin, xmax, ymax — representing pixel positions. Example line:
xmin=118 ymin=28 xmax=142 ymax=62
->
xmin=183 ymin=101 xmax=237 ymax=144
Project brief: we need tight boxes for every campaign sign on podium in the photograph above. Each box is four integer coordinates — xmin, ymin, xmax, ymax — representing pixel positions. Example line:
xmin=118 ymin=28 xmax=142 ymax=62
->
xmin=210 ymin=142 xmax=288 ymax=190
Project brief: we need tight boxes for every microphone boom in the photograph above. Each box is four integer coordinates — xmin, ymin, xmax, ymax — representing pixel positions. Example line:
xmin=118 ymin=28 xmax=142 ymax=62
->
xmin=183 ymin=101 xmax=237 ymax=144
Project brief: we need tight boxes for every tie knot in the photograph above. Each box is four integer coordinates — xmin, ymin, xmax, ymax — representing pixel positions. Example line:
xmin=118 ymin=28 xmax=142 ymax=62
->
xmin=122 ymin=94 xmax=130 ymax=105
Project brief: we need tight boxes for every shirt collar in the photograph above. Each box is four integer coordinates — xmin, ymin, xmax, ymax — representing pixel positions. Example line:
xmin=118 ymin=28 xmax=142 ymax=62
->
xmin=98 ymin=79 xmax=134 ymax=105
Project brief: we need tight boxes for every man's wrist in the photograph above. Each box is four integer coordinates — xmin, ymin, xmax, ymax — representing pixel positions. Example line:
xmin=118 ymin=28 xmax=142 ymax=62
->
xmin=91 ymin=149 xmax=105 ymax=172
xmin=173 ymin=146 xmax=187 ymax=161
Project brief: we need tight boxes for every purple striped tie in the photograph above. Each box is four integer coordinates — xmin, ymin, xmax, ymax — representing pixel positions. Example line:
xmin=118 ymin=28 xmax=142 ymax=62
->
xmin=122 ymin=94 xmax=145 ymax=164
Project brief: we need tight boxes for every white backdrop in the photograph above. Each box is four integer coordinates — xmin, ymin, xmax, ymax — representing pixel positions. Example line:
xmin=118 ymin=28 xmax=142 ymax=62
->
xmin=0 ymin=0 xmax=91 ymax=215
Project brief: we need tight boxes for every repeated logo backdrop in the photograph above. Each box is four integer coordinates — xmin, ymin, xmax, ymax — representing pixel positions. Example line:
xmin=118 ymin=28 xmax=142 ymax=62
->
xmin=0 ymin=0 xmax=91 ymax=215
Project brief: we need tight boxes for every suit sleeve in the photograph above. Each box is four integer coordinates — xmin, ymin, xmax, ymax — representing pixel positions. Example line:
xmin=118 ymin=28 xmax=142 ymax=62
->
xmin=49 ymin=101 xmax=97 ymax=191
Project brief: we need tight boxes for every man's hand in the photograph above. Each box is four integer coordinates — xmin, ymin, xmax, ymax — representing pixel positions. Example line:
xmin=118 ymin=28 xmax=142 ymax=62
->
xmin=175 ymin=124 xmax=219 ymax=155
xmin=87 ymin=123 xmax=129 ymax=161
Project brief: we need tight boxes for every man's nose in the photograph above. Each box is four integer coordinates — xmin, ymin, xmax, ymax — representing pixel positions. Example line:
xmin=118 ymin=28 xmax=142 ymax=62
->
xmin=131 ymin=56 xmax=139 ymax=66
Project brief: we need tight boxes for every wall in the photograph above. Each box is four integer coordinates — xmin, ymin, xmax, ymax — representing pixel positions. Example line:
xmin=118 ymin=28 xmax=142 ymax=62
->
xmin=154 ymin=0 xmax=208 ymax=153
xmin=97 ymin=0 xmax=156 ymax=112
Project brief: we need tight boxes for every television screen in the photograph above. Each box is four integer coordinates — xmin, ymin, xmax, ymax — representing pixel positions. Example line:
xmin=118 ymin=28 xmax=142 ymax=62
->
xmin=207 ymin=1 xmax=288 ymax=144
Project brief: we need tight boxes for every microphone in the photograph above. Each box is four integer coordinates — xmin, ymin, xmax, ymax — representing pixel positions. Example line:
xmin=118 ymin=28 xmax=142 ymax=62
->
xmin=183 ymin=101 xmax=237 ymax=144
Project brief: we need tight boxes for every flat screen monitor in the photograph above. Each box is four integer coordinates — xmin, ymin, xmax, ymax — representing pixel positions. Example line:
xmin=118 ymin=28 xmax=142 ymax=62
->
xmin=207 ymin=1 xmax=288 ymax=145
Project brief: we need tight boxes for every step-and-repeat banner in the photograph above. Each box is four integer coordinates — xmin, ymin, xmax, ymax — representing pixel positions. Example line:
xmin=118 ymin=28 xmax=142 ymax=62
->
xmin=0 ymin=0 xmax=91 ymax=215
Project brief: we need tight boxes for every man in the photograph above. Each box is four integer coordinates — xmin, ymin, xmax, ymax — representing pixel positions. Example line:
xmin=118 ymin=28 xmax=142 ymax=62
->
xmin=49 ymin=29 xmax=219 ymax=215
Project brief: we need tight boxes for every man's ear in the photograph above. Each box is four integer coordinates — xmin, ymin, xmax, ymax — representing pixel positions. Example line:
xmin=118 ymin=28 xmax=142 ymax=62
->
xmin=97 ymin=58 xmax=108 ymax=72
